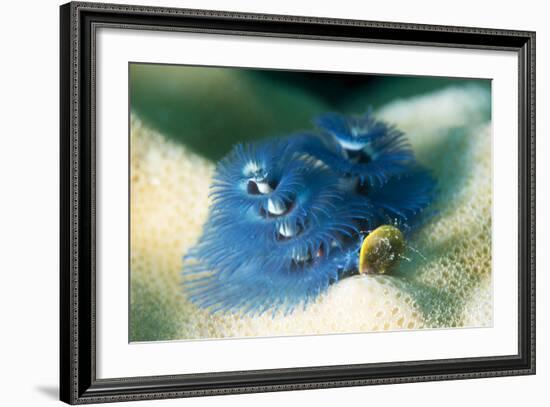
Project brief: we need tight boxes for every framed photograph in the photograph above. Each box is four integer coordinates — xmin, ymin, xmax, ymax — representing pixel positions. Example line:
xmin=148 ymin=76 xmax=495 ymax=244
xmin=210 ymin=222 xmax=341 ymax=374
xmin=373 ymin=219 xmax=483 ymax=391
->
xmin=60 ymin=1 xmax=536 ymax=404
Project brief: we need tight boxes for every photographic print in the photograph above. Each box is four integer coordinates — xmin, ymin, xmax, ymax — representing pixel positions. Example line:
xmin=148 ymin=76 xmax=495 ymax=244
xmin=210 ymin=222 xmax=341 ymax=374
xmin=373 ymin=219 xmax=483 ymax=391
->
xmin=60 ymin=5 xmax=535 ymax=402
xmin=129 ymin=63 xmax=492 ymax=342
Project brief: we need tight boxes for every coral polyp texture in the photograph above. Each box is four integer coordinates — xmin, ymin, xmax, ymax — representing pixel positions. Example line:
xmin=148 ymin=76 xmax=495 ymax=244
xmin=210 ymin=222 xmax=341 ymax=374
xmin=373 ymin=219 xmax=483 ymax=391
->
xmin=130 ymin=83 xmax=492 ymax=341
xmin=182 ymin=110 xmax=435 ymax=315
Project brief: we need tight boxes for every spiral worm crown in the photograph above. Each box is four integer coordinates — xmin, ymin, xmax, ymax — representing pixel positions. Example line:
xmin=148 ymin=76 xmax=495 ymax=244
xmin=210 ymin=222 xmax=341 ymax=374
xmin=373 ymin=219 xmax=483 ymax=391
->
xmin=183 ymin=111 xmax=436 ymax=315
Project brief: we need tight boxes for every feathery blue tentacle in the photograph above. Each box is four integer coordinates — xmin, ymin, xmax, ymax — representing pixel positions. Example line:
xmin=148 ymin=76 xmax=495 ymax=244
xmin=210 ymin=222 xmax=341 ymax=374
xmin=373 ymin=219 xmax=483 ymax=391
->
xmin=291 ymin=110 xmax=416 ymax=187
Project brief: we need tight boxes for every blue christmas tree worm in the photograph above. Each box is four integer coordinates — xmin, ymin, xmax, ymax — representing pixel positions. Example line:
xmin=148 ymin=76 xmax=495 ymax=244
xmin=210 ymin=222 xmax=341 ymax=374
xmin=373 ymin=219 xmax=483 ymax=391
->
xmin=183 ymin=110 xmax=436 ymax=315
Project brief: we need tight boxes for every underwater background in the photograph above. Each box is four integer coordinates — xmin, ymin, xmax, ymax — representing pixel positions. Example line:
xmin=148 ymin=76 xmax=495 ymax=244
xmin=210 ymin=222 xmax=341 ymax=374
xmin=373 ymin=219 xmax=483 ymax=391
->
xmin=129 ymin=63 xmax=492 ymax=342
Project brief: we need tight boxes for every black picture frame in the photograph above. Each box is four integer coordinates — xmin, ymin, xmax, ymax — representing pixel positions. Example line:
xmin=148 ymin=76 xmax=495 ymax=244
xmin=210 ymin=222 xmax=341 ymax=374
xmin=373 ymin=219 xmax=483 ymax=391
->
xmin=60 ymin=1 xmax=536 ymax=404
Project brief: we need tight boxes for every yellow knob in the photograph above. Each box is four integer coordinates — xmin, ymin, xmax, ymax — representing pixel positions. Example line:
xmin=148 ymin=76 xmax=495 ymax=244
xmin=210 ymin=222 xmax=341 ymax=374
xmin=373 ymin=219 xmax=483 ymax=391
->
xmin=359 ymin=225 xmax=405 ymax=275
